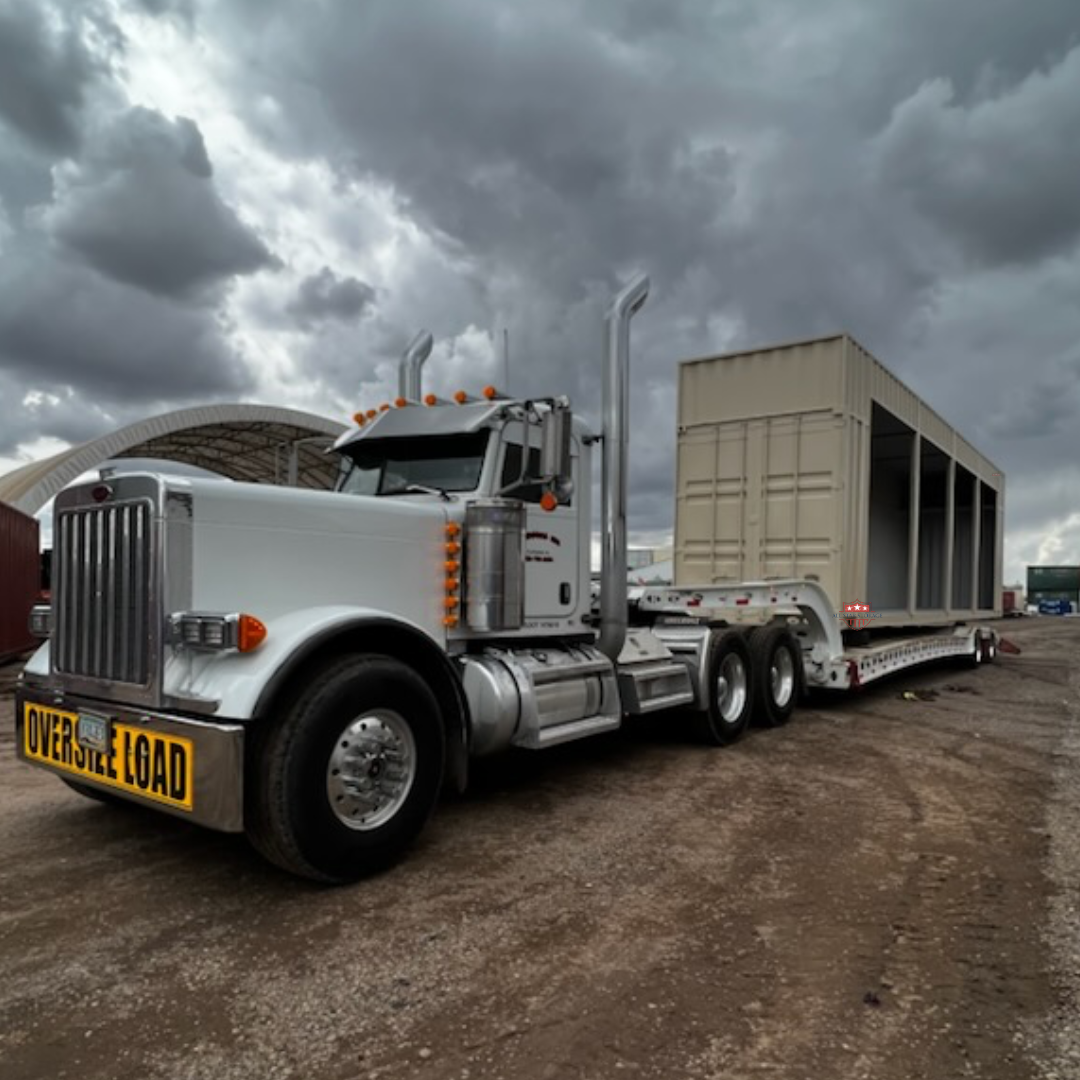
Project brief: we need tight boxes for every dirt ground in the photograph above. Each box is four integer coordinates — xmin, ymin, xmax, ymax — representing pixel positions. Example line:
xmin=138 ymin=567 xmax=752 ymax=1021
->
xmin=1 ymin=618 xmax=1078 ymax=1080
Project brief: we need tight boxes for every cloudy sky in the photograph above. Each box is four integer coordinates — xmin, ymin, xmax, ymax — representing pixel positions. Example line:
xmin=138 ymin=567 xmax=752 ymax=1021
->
xmin=0 ymin=0 xmax=1078 ymax=583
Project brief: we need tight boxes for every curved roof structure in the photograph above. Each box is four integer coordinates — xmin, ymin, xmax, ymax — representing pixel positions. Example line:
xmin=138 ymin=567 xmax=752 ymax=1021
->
xmin=0 ymin=404 xmax=348 ymax=516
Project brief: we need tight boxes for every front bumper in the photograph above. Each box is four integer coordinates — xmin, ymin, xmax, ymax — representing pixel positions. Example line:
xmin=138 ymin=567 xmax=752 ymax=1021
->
xmin=15 ymin=682 xmax=245 ymax=832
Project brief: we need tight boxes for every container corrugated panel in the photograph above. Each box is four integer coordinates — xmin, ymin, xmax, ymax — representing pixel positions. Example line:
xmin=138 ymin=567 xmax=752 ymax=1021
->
xmin=675 ymin=334 xmax=1004 ymax=628
xmin=0 ymin=500 xmax=40 ymax=662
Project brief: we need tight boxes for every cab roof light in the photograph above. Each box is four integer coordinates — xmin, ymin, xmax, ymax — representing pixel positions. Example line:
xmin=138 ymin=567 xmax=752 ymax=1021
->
xmin=424 ymin=393 xmax=439 ymax=406
xmin=453 ymin=390 xmax=470 ymax=404
xmin=352 ymin=412 xmax=366 ymax=427
xmin=481 ymin=385 xmax=500 ymax=400
xmin=366 ymin=408 xmax=378 ymax=420
xmin=379 ymin=402 xmax=391 ymax=412
xmin=394 ymin=396 xmax=409 ymax=408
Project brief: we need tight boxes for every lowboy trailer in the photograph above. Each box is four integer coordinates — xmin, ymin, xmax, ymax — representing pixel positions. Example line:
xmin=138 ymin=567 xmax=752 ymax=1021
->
xmin=15 ymin=275 xmax=998 ymax=882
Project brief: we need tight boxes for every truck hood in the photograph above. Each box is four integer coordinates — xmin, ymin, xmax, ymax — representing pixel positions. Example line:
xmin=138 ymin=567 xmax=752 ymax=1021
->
xmin=177 ymin=477 xmax=451 ymax=637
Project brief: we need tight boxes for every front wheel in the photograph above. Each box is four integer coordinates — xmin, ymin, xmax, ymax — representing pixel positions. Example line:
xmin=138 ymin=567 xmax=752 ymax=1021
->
xmin=246 ymin=655 xmax=446 ymax=883
xmin=692 ymin=629 xmax=754 ymax=746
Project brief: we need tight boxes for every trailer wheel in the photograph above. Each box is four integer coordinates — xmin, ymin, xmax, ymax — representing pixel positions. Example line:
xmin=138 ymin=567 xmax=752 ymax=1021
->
xmin=693 ymin=630 xmax=753 ymax=746
xmin=246 ymin=654 xmax=445 ymax=883
xmin=963 ymin=634 xmax=984 ymax=669
xmin=749 ymin=625 xmax=802 ymax=728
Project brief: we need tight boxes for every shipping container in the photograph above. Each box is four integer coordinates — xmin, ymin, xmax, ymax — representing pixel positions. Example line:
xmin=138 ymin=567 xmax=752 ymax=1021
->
xmin=674 ymin=334 xmax=1004 ymax=629
xmin=0 ymin=500 xmax=40 ymax=663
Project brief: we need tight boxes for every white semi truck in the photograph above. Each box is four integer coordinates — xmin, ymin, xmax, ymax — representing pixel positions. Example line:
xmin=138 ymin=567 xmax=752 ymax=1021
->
xmin=15 ymin=276 xmax=999 ymax=882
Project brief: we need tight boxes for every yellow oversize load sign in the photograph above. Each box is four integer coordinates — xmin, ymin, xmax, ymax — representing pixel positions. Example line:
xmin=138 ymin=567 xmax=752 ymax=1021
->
xmin=22 ymin=702 xmax=194 ymax=811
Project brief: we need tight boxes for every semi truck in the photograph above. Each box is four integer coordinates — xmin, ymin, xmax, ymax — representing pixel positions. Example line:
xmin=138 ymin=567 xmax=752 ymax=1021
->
xmin=15 ymin=275 xmax=1000 ymax=882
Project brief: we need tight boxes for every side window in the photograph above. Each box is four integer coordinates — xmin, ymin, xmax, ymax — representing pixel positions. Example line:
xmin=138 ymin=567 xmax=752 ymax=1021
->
xmin=500 ymin=441 xmax=575 ymax=506
xmin=500 ymin=443 xmax=546 ymax=504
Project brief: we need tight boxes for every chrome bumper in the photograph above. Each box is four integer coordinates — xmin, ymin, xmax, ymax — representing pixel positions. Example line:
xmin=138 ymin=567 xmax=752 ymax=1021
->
xmin=14 ymin=682 xmax=245 ymax=832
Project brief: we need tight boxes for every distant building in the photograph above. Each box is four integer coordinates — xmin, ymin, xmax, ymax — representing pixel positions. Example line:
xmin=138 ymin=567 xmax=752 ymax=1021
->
xmin=1026 ymin=566 xmax=1080 ymax=609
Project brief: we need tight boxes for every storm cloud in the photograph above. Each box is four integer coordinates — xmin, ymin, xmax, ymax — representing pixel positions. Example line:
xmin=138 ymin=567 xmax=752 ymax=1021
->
xmin=1 ymin=0 xmax=1079 ymax=578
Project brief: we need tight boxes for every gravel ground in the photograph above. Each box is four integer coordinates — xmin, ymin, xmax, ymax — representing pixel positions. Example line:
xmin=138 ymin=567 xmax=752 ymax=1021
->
xmin=1 ymin=617 xmax=1079 ymax=1080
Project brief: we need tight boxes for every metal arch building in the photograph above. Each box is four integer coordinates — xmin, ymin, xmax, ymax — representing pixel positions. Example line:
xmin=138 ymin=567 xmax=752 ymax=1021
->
xmin=0 ymin=404 xmax=348 ymax=517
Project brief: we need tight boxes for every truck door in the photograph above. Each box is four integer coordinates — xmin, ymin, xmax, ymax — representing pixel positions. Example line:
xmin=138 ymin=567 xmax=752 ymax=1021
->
xmin=498 ymin=430 xmax=581 ymax=622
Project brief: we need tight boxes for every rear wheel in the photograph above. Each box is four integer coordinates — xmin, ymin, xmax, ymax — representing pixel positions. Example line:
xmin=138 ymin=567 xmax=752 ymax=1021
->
xmin=246 ymin=654 xmax=445 ymax=883
xmin=692 ymin=629 xmax=753 ymax=746
xmin=748 ymin=625 xmax=802 ymax=728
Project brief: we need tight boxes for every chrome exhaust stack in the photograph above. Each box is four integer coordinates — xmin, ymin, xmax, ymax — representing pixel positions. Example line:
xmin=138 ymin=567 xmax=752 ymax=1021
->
xmin=398 ymin=330 xmax=434 ymax=401
xmin=598 ymin=273 xmax=650 ymax=661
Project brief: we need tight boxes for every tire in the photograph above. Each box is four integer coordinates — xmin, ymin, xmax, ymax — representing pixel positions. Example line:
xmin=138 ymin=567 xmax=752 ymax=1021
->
xmin=61 ymin=777 xmax=129 ymax=807
xmin=748 ymin=625 xmax=802 ymax=728
xmin=246 ymin=654 xmax=446 ymax=883
xmin=692 ymin=629 xmax=754 ymax=746
xmin=963 ymin=634 xmax=984 ymax=669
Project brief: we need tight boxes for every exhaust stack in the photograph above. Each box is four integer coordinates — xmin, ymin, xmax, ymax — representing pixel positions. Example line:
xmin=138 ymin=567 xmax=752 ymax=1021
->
xmin=597 ymin=273 xmax=650 ymax=661
xmin=398 ymin=330 xmax=434 ymax=401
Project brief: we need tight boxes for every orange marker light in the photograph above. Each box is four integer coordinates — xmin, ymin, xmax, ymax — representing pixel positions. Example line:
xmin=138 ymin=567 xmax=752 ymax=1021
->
xmin=379 ymin=402 xmax=391 ymax=412
xmin=445 ymin=522 xmax=461 ymax=537
xmin=444 ymin=560 xmax=460 ymax=573
xmin=352 ymin=412 xmax=366 ymax=426
xmin=395 ymin=397 xmax=408 ymax=408
xmin=424 ymin=393 xmax=437 ymax=406
xmin=444 ymin=577 xmax=459 ymax=591
xmin=443 ymin=615 xmax=459 ymax=628
xmin=444 ymin=596 xmax=459 ymax=610
xmin=366 ymin=408 xmax=378 ymax=420
xmin=445 ymin=541 xmax=461 ymax=556
xmin=482 ymin=385 xmax=497 ymax=400
xmin=540 ymin=491 xmax=558 ymax=512
xmin=454 ymin=390 xmax=468 ymax=404
xmin=238 ymin=614 xmax=267 ymax=653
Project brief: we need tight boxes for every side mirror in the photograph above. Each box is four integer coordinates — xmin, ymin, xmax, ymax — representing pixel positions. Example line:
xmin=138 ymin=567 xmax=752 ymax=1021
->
xmin=540 ymin=400 xmax=573 ymax=501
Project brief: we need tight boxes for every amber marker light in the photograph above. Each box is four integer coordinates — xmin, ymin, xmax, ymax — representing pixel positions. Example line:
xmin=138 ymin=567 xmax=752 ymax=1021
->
xmin=444 ymin=559 xmax=460 ymax=573
xmin=482 ymin=385 xmax=498 ymax=400
xmin=379 ymin=402 xmax=391 ymax=412
xmin=540 ymin=491 xmax=558 ymax=512
xmin=443 ymin=615 xmax=459 ymax=628
xmin=238 ymin=614 xmax=268 ymax=652
xmin=445 ymin=541 xmax=461 ymax=556
xmin=453 ymin=390 xmax=468 ymax=404
xmin=366 ymin=408 xmax=378 ymax=420
xmin=445 ymin=522 xmax=461 ymax=538
xmin=352 ymin=412 xmax=366 ymax=426
xmin=424 ymin=393 xmax=437 ymax=406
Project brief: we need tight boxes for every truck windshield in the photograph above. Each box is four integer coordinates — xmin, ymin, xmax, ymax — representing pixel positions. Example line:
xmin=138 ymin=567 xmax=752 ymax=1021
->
xmin=336 ymin=432 xmax=491 ymax=496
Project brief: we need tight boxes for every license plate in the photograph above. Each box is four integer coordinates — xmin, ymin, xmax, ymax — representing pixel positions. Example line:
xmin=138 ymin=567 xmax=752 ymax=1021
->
xmin=78 ymin=713 xmax=109 ymax=752
xmin=22 ymin=702 xmax=194 ymax=812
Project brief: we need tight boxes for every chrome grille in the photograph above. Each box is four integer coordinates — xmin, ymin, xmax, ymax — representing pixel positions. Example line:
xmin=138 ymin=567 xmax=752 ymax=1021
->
xmin=53 ymin=500 xmax=154 ymax=685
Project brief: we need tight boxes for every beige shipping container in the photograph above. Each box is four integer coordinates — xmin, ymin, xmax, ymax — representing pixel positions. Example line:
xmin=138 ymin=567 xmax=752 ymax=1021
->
xmin=674 ymin=334 xmax=1004 ymax=628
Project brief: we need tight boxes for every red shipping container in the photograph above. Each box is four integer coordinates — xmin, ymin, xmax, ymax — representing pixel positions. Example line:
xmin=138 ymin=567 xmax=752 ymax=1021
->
xmin=0 ymin=500 xmax=40 ymax=663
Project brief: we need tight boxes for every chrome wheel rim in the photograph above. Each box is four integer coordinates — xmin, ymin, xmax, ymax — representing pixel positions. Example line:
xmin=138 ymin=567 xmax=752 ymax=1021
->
xmin=770 ymin=647 xmax=796 ymax=708
xmin=326 ymin=710 xmax=416 ymax=831
xmin=716 ymin=653 xmax=748 ymax=725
